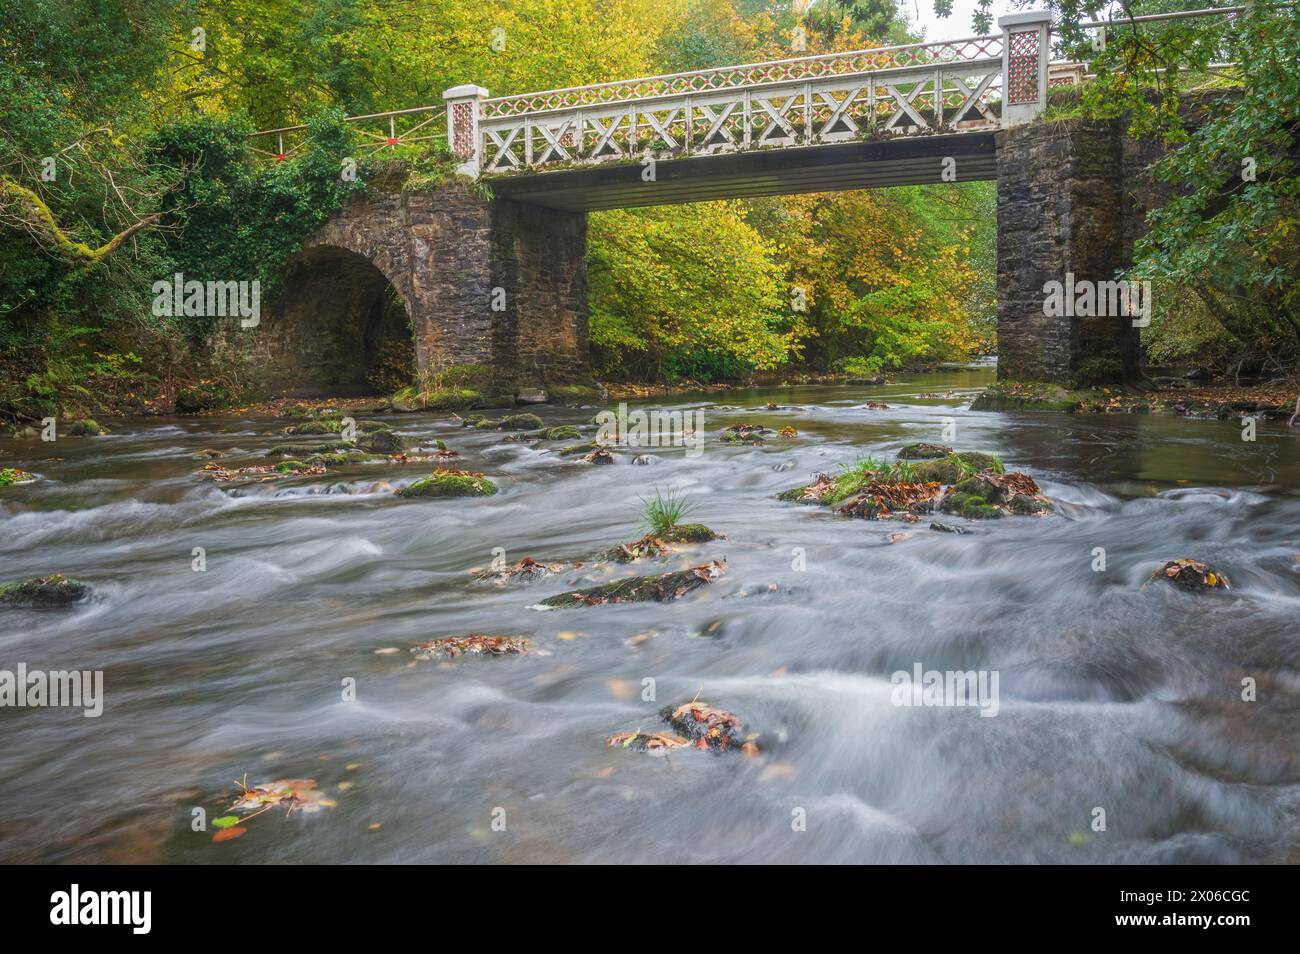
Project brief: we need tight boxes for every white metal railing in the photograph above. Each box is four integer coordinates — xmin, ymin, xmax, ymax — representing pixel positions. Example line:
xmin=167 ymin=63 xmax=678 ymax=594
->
xmin=482 ymin=34 xmax=1005 ymax=118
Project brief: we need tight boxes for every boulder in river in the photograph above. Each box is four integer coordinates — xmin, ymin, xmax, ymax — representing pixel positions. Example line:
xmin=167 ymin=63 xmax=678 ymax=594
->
xmin=720 ymin=424 xmax=771 ymax=445
xmin=67 ymin=419 xmax=106 ymax=437
xmin=539 ymin=559 xmax=725 ymax=608
xmin=396 ymin=469 xmax=497 ymax=498
xmin=543 ymin=425 xmax=580 ymax=441
xmin=0 ymin=574 xmax=91 ymax=608
xmin=939 ymin=471 xmax=1050 ymax=518
xmin=354 ymin=429 xmax=406 ymax=454
xmin=1146 ymin=559 xmax=1230 ymax=592
xmin=582 ymin=447 xmax=615 ymax=464
xmin=599 ymin=525 xmax=719 ymax=563
xmin=660 ymin=701 xmax=756 ymax=753
xmin=897 ymin=442 xmax=954 ymax=460
xmin=557 ymin=440 xmax=600 ymax=457
xmin=473 ymin=557 xmax=566 ymax=585
xmin=498 ymin=413 xmax=544 ymax=431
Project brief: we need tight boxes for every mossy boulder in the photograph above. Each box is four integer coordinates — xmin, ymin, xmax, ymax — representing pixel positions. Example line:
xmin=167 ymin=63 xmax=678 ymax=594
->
xmin=274 ymin=459 xmax=308 ymax=473
xmin=396 ymin=469 xmax=498 ymax=498
xmin=907 ymin=452 xmax=1004 ymax=484
xmin=543 ymin=425 xmax=580 ymax=441
xmin=940 ymin=471 xmax=1051 ymax=518
xmin=354 ymin=429 xmax=406 ymax=454
xmin=0 ymin=574 xmax=91 ymax=607
xmin=303 ymin=449 xmax=377 ymax=467
xmin=548 ymin=383 xmax=606 ymax=403
xmin=660 ymin=523 xmax=718 ymax=543
xmin=720 ymin=424 xmax=771 ymax=445
xmin=67 ymin=419 xmax=105 ymax=437
xmin=499 ymin=413 xmax=544 ymax=431
xmin=938 ymin=490 xmax=1004 ymax=519
xmin=539 ymin=560 xmax=725 ymax=608
xmin=472 ymin=418 xmax=501 ymax=430
xmin=267 ymin=441 xmax=347 ymax=457
xmin=897 ymin=442 xmax=953 ymax=460
xmin=284 ymin=418 xmax=390 ymax=436
xmin=558 ymin=441 xmax=600 ymax=457
xmin=391 ymin=386 xmax=488 ymax=412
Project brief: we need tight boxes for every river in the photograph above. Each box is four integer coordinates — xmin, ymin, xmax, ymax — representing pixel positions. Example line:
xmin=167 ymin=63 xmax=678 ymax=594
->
xmin=1 ymin=366 xmax=1297 ymax=864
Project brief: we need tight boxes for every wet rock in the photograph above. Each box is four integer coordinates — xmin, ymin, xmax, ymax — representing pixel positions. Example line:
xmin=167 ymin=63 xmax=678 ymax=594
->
xmin=266 ymin=440 xmax=347 ymax=458
xmin=283 ymin=419 xmax=388 ymax=436
xmin=660 ymin=701 xmax=755 ymax=753
xmin=0 ymin=574 xmax=91 ymax=608
xmin=939 ymin=471 xmax=1050 ymax=519
xmin=720 ymin=424 xmax=772 ymax=445
xmin=0 ymin=467 xmax=38 ymax=487
xmin=279 ymin=402 xmax=318 ymax=420
xmin=1146 ymin=559 xmax=1230 ymax=592
xmin=582 ymin=447 xmax=615 ymax=464
xmin=632 ymin=455 xmax=655 ymax=465
xmin=558 ymin=441 xmax=600 ymax=456
xmin=928 ymin=521 xmax=969 ymax=534
xmin=498 ymin=413 xmax=544 ymax=431
xmin=860 ymin=401 xmax=890 ymax=410
xmin=543 ymin=425 xmax=580 ymax=441
xmin=354 ymin=429 xmax=406 ymax=454
xmin=396 ymin=469 xmax=497 ymax=498
xmin=67 ymin=419 xmax=106 ymax=437
xmin=473 ymin=557 xmax=565 ymax=585
xmin=599 ymin=525 xmax=718 ymax=563
xmin=194 ymin=448 xmax=224 ymax=459
xmin=898 ymin=442 xmax=954 ymax=460
xmin=539 ymin=560 xmax=725 ymax=608
xmin=411 ymin=635 xmax=529 ymax=659
xmin=303 ymin=449 xmax=379 ymax=467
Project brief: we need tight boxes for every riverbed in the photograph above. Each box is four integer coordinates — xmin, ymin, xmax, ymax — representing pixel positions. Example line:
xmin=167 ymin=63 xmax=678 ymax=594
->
xmin=1 ymin=367 xmax=1297 ymax=863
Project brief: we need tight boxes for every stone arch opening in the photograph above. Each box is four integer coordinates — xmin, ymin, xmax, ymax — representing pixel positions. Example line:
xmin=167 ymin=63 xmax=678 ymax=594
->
xmin=267 ymin=245 xmax=414 ymax=396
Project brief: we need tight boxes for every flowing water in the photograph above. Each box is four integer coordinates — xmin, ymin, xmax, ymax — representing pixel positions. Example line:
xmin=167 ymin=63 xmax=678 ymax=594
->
xmin=2 ymin=367 xmax=1298 ymax=864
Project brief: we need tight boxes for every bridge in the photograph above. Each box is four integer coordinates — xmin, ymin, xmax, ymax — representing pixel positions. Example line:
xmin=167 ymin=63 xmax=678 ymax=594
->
xmin=239 ymin=8 xmax=1250 ymax=400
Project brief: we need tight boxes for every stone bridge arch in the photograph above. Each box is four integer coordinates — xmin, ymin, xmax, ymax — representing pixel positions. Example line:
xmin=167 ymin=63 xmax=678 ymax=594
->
xmin=238 ymin=184 xmax=590 ymax=400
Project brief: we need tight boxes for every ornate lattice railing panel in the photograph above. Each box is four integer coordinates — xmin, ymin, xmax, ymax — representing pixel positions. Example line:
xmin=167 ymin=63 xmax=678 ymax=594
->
xmin=480 ymin=60 xmax=1004 ymax=174
xmin=482 ymin=36 xmax=1005 ymax=119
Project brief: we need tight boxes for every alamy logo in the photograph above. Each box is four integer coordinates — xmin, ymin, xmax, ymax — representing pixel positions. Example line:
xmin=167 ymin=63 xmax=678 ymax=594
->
xmin=890 ymin=663 xmax=1000 ymax=717
xmin=152 ymin=272 xmax=261 ymax=328
xmin=1042 ymin=272 xmax=1151 ymax=327
xmin=0 ymin=664 xmax=103 ymax=717
xmin=595 ymin=402 xmax=703 ymax=457
xmin=50 ymin=884 xmax=151 ymax=934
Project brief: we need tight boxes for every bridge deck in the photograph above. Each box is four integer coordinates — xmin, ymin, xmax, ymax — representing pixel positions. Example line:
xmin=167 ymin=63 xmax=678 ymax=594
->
xmin=489 ymin=131 xmax=997 ymax=211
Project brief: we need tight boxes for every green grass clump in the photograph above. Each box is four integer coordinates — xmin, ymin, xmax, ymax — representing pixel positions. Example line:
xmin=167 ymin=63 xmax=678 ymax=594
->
xmin=639 ymin=488 xmax=693 ymax=536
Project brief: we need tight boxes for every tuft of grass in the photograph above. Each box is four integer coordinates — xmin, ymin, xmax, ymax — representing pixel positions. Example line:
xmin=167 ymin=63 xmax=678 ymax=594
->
xmin=639 ymin=488 xmax=693 ymax=535
xmin=828 ymin=457 xmax=920 ymax=503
